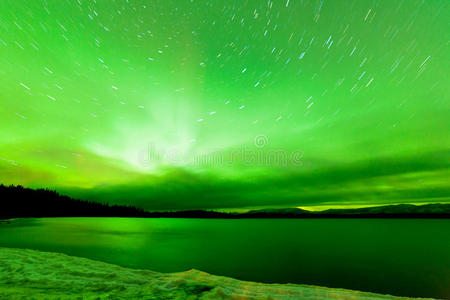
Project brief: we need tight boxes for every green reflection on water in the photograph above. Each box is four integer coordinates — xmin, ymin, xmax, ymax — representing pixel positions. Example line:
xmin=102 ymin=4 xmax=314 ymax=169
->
xmin=0 ymin=218 xmax=449 ymax=298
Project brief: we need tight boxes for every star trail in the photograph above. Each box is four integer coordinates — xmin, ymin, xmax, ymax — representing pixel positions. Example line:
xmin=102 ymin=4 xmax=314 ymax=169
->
xmin=0 ymin=0 xmax=448 ymax=210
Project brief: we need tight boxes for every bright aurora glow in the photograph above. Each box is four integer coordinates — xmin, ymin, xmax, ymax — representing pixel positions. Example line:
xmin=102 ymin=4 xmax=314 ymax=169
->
xmin=0 ymin=0 xmax=448 ymax=211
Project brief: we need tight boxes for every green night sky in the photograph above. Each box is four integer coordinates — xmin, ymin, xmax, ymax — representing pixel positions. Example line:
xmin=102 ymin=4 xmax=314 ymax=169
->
xmin=0 ymin=0 xmax=448 ymax=211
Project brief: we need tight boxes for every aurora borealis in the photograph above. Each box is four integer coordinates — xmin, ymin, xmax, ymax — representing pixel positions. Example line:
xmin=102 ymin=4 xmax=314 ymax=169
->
xmin=0 ymin=0 xmax=448 ymax=211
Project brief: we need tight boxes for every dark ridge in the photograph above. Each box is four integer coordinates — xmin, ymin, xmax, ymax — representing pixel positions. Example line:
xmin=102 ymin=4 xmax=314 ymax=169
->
xmin=1 ymin=184 xmax=449 ymax=219
xmin=0 ymin=184 xmax=148 ymax=218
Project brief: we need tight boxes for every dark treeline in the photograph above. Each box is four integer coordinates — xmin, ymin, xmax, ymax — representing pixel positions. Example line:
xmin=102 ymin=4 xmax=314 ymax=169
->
xmin=1 ymin=184 xmax=449 ymax=219
xmin=0 ymin=184 xmax=149 ymax=218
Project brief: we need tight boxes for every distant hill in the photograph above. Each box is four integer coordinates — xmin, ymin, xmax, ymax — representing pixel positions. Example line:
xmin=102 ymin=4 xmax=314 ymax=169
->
xmin=244 ymin=204 xmax=450 ymax=218
xmin=318 ymin=203 xmax=450 ymax=215
xmin=1 ymin=184 xmax=449 ymax=219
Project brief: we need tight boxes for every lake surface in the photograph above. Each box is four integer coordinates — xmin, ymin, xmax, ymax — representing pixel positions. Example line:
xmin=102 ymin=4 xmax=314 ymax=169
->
xmin=0 ymin=218 xmax=449 ymax=299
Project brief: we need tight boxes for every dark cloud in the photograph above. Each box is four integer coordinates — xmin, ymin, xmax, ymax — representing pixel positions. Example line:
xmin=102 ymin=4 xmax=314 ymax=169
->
xmin=61 ymin=150 xmax=450 ymax=211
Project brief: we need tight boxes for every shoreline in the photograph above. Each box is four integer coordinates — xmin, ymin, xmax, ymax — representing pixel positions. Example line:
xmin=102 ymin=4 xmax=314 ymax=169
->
xmin=0 ymin=247 xmax=433 ymax=300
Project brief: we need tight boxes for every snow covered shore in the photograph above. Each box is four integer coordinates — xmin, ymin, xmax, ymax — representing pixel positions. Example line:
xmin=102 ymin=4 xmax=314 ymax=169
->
xmin=0 ymin=247 xmax=427 ymax=299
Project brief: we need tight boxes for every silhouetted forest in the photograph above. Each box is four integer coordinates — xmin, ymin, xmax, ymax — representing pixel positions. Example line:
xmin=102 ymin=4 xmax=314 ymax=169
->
xmin=1 ymin=184 xmax=449 ymax=219
xmin=0 ymin=185 xmax=148 ymax=218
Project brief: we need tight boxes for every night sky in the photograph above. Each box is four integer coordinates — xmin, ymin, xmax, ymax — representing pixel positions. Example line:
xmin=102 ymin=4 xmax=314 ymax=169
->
xmin=0 ymin=0 xmax=448 ymax=211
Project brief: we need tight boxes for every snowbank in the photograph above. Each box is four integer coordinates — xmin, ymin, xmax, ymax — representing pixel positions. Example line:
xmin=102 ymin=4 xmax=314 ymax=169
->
xmin=0 ymin=247 xmax=425 ymax=299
